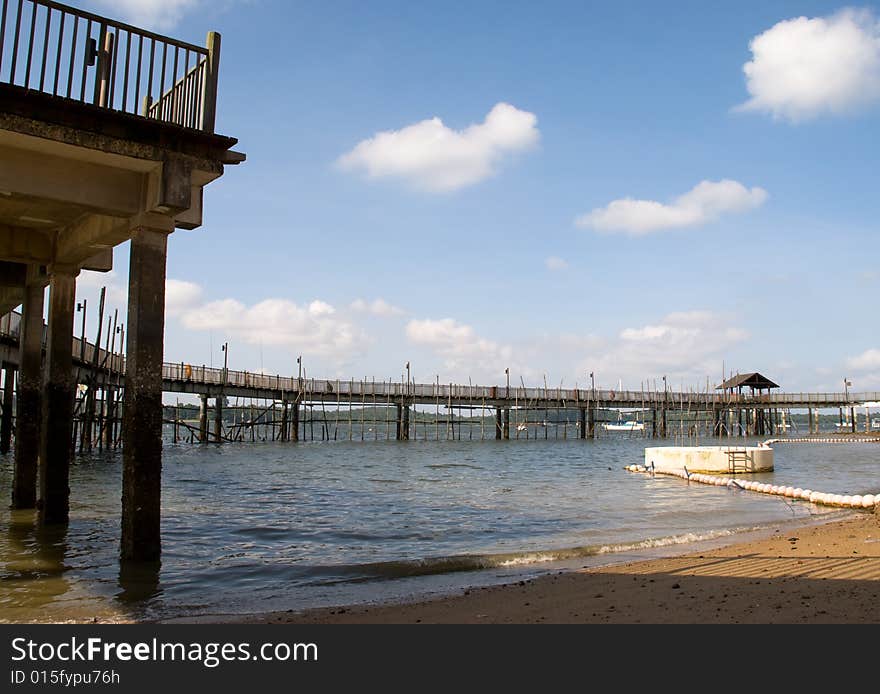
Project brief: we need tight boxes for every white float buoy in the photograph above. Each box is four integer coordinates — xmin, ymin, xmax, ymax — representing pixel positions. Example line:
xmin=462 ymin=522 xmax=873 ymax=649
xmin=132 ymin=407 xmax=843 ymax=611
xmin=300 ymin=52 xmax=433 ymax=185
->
xmin=850 ymin=495 xmax=863 ymax=508
xmin=862 ymin=494 xmax=876 ymax=508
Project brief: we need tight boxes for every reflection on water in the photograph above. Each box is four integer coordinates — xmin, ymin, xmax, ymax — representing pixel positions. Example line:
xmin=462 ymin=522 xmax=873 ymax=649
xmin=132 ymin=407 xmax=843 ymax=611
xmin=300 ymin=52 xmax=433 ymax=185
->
xmin=1 ymin=437 xmax=878 ymax=622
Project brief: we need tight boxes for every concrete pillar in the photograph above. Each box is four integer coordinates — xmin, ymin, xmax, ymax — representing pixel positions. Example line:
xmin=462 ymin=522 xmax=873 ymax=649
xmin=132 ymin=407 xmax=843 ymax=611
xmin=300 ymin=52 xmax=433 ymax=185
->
xmin=713 ymin=408 xmax=721 ymax=437
xmin=660 ymin=406 xmax=667 ymax=438
xmin=38 ymin=268 xmax=77 ymax=525
xmin=589 ymin=405 xmax=596 ymax=439
xmin=0 ymin=363 xmax=15 ymax=454
xmin=198 ymin=394 xmax=208 ymax=443
xmin=214 ymin=396 xmax=224 ymax=443
xmin=578 ymin=408 xmax=586 ymax=439
xmin=850 ymin=407 xmax=856 ymax=434
xmin=291 ymin=400 xmax=300 ymax=442
xmin=402 ymin=404 xmax=410 ymax=440
xmin=651 ymin=408 xmax=657 ymax=439
xmin=502 ymin=408 xmax=510 ymax=439
xmin=495 ymin=408 xmax=502 ymax=440
xmin=121 ymin=224 xmax=171 ymax=561
xmin=12 ymin=280 xmax=44 ymax=509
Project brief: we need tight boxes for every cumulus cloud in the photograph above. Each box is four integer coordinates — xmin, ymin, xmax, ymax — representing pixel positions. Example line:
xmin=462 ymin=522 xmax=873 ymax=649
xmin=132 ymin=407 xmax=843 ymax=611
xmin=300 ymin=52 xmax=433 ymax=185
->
xmin=337 ymin=103 xmax=540 ymax=192
xmin=576 ymin=179 xmax=768 ymax=235
xmin=544 ymin=256 xmax=569 ymax=271
xmin=583 ymin=310 xmax=750 ymax=385
xmin=737 ymin=9 xmax=880 ymax=121
xmin=406 ymin=318 xmax=514 ymax=373
xmin=174 ymin=293 xmax=367 ymax=359
xmin=165 ymin=279 xmax=203 ymax=317
xmin=848 ymin=348 xmax=880 ymax=371
xmin=92 ymin=0 xmax=200 ymax=30
xmin=351 ymin=298 xmax=404 ymax=316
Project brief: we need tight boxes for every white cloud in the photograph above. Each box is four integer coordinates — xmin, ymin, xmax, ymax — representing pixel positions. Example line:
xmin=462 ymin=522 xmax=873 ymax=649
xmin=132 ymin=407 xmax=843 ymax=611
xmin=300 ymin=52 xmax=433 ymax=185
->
xmin=92 ymin=0 xmax=200 ymax=30
xmin=576 ymin=179 xmax=768 ymax=235
xmin=176 ymin=294 xmax=368 ymax=359
xmin=337 ymin=102 xmax=540 ymax=192
xmin=165 ymin=279 xmax=203 ymax=317
xmin=406 ymin=318 xmax=514 ymax=373
xmin=351 ymin=298 xmax=404 ymax=316
xmin=544 ymin=256 xmax=569 ymax=271
xmin=737 ymin=9 xmax=880 ymax=121
xmin=583 ymin=310 xmax=749 ymax=385
xmin=848 ymin=348 xmax=880 ymax=370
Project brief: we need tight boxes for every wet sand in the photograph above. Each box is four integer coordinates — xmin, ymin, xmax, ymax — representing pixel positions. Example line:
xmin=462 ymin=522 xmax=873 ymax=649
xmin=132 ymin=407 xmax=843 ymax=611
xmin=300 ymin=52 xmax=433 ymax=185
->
xmin=222 ymin=510 xmax=880 ymax=624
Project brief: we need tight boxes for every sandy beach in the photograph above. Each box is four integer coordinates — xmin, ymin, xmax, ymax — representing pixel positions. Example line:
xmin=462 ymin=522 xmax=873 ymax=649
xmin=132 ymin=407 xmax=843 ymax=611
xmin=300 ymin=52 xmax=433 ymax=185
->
xmin=219 ymin=510 xmax=880 ymax=624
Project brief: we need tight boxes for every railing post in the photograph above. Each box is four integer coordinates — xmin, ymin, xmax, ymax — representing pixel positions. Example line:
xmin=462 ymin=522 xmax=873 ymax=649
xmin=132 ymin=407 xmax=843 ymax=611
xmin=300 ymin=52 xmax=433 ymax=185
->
xmin=97 ymin=29 xmax=114 ymax=108
xmin=200 ymin=31 xmax=221 ymax=132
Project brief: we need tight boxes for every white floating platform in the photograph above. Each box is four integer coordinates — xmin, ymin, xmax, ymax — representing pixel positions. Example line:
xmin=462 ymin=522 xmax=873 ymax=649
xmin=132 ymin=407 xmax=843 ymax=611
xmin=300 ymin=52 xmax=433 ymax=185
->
xmin=645 ymin=445 xmax=774 ymax=474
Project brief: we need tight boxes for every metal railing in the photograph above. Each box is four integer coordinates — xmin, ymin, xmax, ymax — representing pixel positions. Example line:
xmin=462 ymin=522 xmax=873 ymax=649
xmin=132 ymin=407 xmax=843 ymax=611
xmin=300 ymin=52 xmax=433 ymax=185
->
xmin=3 ymin=310 xmax=879 ymax=405
xmin=0 ymin=0 xmax=220 ymax=132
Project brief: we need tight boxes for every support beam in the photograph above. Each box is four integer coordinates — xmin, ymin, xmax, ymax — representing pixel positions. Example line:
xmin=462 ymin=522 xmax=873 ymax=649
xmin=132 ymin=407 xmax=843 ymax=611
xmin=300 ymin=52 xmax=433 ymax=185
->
xmin=121 ymin=223 xmax=171 ymax=561
xmin=589 ymin=405 xmax=596 ymax=439
xmin=495 ymin=408 xmax=502 ymax=440
xmin=578 ymin=408 xmax=586 ymax=440
xmin=402 ymin=404 xmax=410 ymax=441
xmin=38 ymin=268 xmax=77 ymax=525
xmin=12 ymin=279 xmax=44 ymax=509
xmin=502 ymin=408 xmax=510 ymax=440
xmin=0 ymin=362 xmax=15 ymax=454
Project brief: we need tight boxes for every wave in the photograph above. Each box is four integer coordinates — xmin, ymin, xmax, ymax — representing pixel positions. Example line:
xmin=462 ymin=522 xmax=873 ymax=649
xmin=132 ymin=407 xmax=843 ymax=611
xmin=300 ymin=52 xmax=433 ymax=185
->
xmin=304 ymin=527 xmax=761 ymax=585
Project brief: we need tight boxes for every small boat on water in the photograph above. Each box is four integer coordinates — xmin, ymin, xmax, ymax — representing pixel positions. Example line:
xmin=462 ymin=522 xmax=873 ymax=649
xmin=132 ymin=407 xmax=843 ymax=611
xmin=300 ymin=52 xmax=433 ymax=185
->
xmin=603 ymin=413 xmax=645 ymax=432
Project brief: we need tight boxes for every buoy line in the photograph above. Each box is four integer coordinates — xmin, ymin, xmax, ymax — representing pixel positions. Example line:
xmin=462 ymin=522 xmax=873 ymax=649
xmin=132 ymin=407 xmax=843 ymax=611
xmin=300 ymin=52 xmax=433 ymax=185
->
xmin=623 ymin=464 xmax=878 ymax=509
xmin=763 ymin=437 xmax=880 ymax=445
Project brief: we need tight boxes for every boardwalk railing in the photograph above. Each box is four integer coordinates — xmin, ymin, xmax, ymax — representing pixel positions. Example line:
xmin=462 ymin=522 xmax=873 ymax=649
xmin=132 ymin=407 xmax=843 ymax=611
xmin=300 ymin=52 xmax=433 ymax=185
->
xmin=0 ymin=0 xmax=220 ymax=132
xmin=2 ymin=310 xmax=879 ymax=406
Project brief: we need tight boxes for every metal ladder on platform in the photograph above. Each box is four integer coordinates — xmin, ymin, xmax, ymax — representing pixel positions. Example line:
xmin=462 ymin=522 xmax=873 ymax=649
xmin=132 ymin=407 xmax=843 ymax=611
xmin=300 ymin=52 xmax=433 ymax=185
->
xmin=726 ymin=448 xmax=751 ymax=474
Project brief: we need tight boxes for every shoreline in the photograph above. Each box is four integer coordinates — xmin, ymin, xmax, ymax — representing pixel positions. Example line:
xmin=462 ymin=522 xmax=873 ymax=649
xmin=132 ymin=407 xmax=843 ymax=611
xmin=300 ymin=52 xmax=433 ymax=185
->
xmin=172 ymin=509 xmax=880 ymax=624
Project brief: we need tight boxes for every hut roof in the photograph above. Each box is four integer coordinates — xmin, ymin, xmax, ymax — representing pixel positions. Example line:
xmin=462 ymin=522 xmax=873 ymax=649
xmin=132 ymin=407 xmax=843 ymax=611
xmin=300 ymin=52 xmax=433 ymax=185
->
xmin=716 ymin=372 xmax=779 ymax=391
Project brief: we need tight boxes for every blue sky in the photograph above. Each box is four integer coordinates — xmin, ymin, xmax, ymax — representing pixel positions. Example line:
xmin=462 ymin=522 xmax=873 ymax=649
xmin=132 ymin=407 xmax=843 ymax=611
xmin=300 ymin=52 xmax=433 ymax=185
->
xmin=71 ymin=0 xmax=880 ymax=394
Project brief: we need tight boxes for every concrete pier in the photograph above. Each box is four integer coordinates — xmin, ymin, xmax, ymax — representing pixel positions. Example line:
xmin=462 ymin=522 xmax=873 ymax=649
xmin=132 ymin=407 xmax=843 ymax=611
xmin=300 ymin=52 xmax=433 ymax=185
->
xmin=495 ymin=408 xmax=503 ymax=440
xmin=39 ymin=269 xmax=77 ymax=525
xmin=578 ymin=408 xmax=586 ymax=439
xmin=121 ymin=225 xmax=170 ymax=561
xmin=12 ymin=280 xmax=44 ymax=509
xmin=502 ymin=408 xmax=510 ymax=439
xmin=0 ymin=362 xmax=14 ymax=454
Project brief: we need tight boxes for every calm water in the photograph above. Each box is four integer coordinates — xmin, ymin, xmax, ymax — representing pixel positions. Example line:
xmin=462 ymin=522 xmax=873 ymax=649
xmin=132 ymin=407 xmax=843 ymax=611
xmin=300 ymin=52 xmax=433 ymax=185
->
xmin=1 ymin=437 xmax=878 ymax=622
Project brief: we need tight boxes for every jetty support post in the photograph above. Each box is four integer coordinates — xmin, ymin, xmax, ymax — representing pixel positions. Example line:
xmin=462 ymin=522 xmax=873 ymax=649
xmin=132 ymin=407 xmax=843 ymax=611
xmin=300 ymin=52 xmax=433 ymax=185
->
xmin=578 ymin=408 xmax=586 ymax=439
xmin=495 ymin=408 xmax=503 ymax=440
xmin=38 ymin=267 xmax=77 ymax=525
xmin=291 ymin=398 xmax=300 ymax=441
xmin=12 ymin=276 xmax=45 ymax=509
xmin=502 ymin=408 xmax=510 ymax=439
xmin=121 ymin=219 xmax=173 ymax=561
xmin=0 ymin=362 xmax=15 ymax=454
xmin=280 ymin=397 xmax=288 ymax=442
xmin=198 ymin=394 xmax=208 ymax=443
xmin=214 ymin=396 xmax=224 ymax=443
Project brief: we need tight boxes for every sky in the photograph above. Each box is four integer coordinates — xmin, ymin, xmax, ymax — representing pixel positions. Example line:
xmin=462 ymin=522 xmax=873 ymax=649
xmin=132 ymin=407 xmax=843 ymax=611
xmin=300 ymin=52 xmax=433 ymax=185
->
xmin=67 ymin=0 xmax=880 ymax=396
